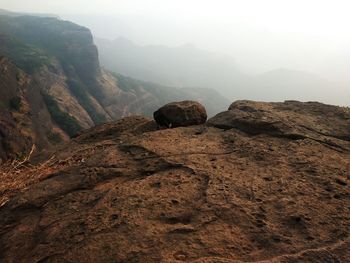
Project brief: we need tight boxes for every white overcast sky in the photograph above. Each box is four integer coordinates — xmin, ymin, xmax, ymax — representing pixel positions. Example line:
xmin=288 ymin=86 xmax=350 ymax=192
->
xmin=2 ymin=0 xmax=350 ymax=37
xmin=2 ymin=0 xmax=350 ymax=79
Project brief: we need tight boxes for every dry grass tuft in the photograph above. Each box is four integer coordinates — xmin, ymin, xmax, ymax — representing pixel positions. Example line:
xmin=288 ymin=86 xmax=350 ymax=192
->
xmin=0 ymin=145 xmax=60 ymax=207
xmin=0 ymin=141 xmax=115 ymax=208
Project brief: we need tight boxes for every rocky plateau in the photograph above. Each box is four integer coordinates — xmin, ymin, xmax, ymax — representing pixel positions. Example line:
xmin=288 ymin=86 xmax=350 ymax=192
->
xmin=0 ymin=100 xmax=349 ymax=262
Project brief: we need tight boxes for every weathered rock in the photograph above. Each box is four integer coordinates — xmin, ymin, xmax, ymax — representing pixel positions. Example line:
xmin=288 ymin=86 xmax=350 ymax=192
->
xmin=0 ymin=102 xmax=349 ymax=263
xmin=154 ymin=100 xmax=207 ymax=128
xmin=207 ymin=100 xmax=350 ymax=149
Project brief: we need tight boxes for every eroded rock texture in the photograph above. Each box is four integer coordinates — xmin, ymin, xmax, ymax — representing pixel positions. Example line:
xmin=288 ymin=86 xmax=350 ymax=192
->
xmin=0 ymin=101 xmax=349 ymax=263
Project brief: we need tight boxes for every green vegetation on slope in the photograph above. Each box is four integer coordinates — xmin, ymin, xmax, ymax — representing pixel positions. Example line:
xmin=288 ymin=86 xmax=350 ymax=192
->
xmin=0 ymin=35 xmax=51 ymax=73
xmin=113 ymin=72 xmax=180 ymax=100
xmin=66 ymin=79 xmax=106 ymax=124
xmin=9 ymin=96 xmax=22 ymax=111
xmin=42 ymin=93 xmax=82 ymax=137
xmin=46 ymin=131 xmax=63 ymax=144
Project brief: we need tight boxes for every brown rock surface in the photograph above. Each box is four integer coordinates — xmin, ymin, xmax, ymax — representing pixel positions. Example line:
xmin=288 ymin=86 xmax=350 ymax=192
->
xmin=0 ymin=101 xmax=349 ymax=263
xmin=208 ymin=100 xmax=350 ymax=150
xmin=154 ymin=100 xmax=207 ymax=128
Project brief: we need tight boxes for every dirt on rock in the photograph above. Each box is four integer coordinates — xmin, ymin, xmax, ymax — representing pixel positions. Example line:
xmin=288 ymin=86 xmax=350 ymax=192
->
xmin=0 ymin=101 xmax=349 ymax=263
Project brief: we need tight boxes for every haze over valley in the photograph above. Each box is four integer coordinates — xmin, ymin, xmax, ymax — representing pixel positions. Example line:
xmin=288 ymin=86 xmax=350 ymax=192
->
xmin=2 ymin=0 xmax=350 ymax=106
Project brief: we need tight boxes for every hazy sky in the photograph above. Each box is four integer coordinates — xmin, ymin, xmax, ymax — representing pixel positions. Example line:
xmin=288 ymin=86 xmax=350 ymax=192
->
xmin=2 ymin=0 xmax=350 ymax=38
xmin=2 ymin=0 xmax=350 ymax=80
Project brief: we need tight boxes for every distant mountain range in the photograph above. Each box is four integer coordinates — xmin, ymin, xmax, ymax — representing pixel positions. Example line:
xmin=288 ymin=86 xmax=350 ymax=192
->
xmin=95 ymin=37 xmax=245 ymax=89
xmin=96 ymin=37 xmax=349 ymax=106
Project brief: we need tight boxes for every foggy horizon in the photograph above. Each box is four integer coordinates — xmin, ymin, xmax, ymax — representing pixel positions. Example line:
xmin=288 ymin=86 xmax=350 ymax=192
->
xmin=1 ymin=0 xmax=349 ymax=105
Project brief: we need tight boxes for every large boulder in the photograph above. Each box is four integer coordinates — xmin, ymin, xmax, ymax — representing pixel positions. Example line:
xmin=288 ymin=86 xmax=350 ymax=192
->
xmin=153 ymin=100 xmax=207 ymax=128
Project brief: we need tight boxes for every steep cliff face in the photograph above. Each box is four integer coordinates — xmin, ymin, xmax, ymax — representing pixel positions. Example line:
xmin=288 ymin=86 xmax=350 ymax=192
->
xmin=0 ymin=57 xmax=68 ymax=160
xmin=0 ymin=14 xmax=111 ymax=128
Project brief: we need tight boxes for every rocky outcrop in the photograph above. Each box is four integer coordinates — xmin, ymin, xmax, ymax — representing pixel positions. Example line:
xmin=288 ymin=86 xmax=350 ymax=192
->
xmin=208 ymin=100 xmax=350 ymax=150
xmin=154 ymin=100 xmax=207 ymax=128
xmin=0 ymin=101 xmax=349 ymax=262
